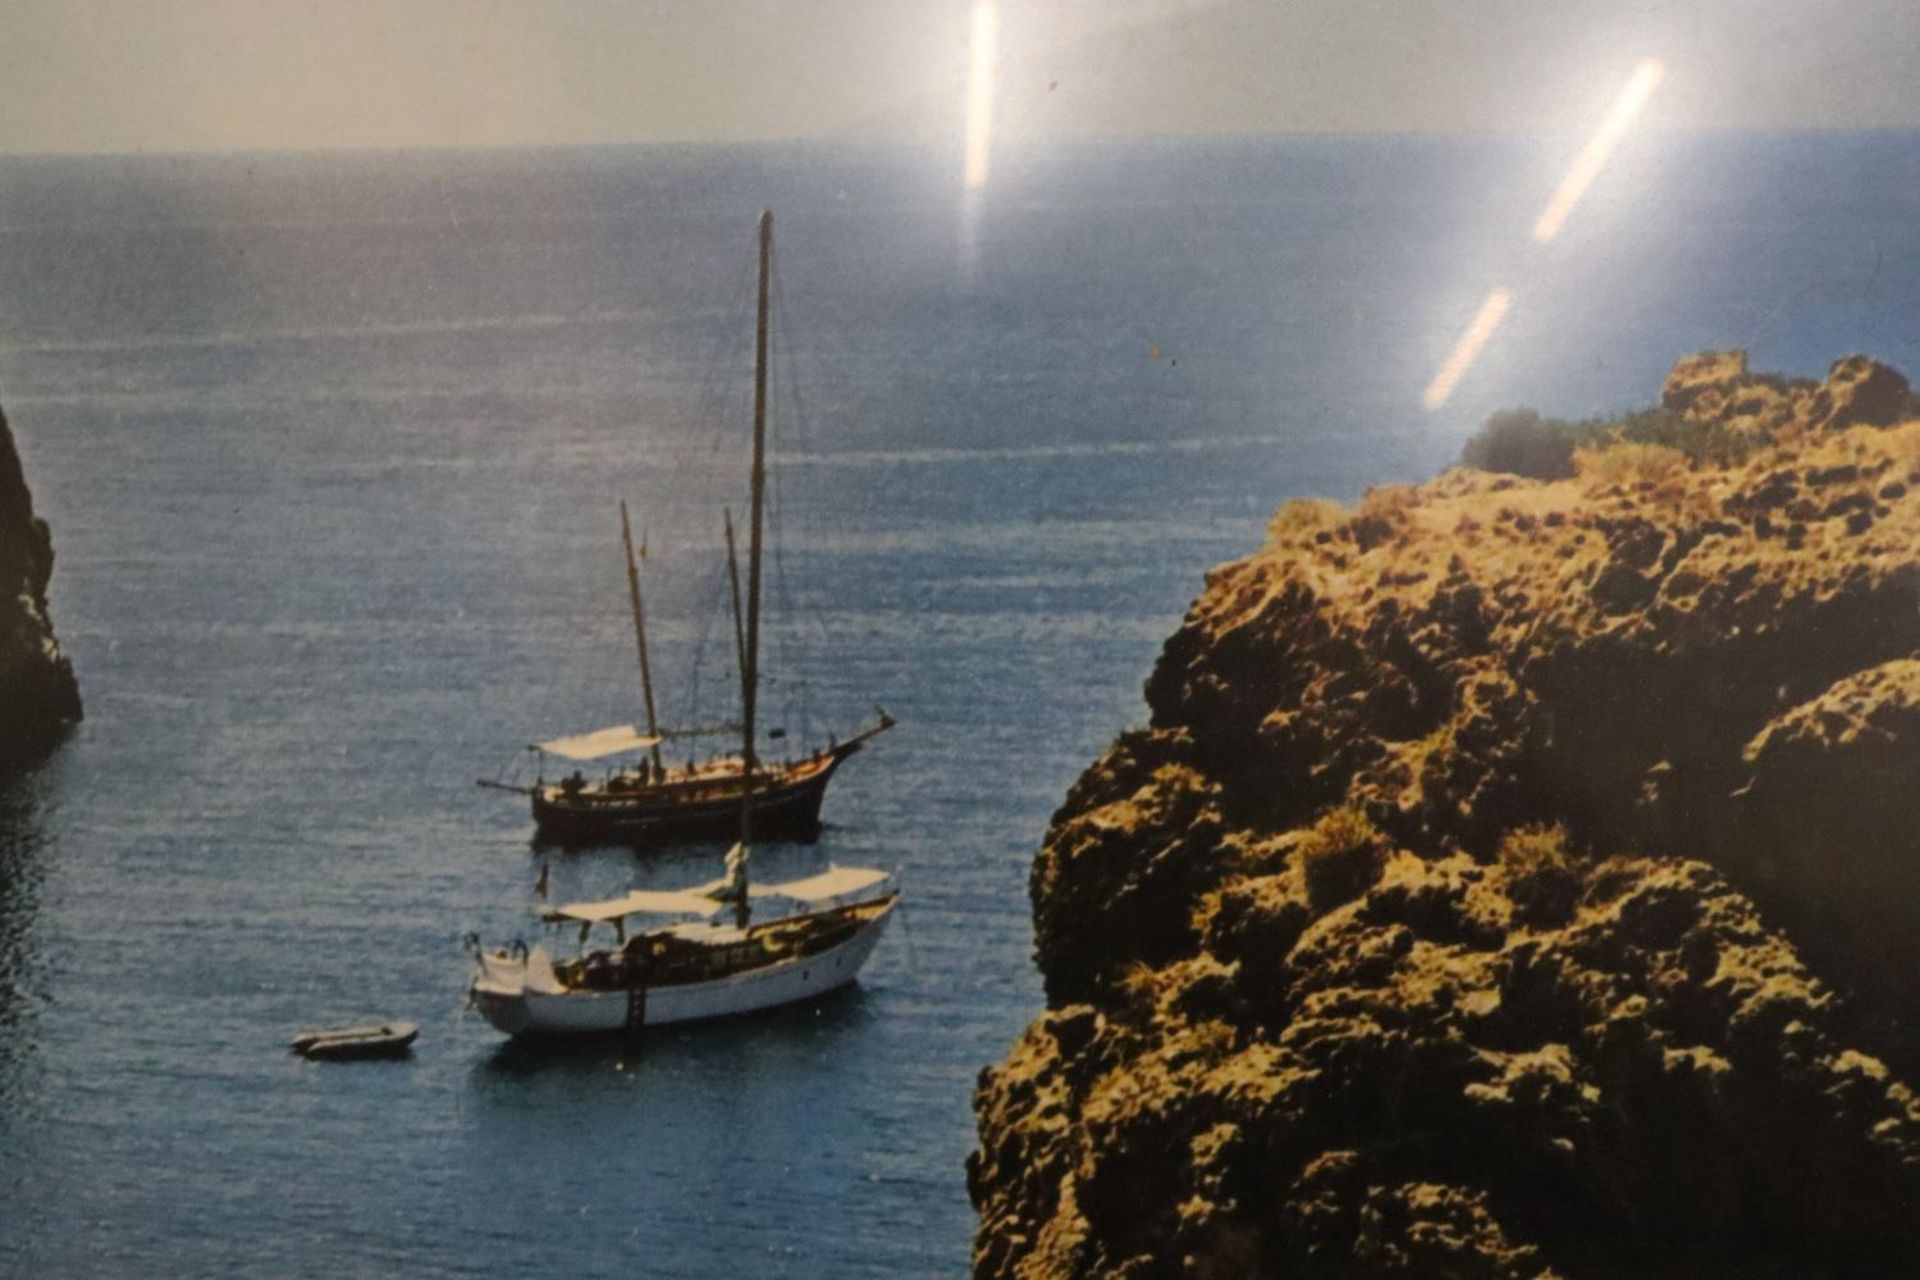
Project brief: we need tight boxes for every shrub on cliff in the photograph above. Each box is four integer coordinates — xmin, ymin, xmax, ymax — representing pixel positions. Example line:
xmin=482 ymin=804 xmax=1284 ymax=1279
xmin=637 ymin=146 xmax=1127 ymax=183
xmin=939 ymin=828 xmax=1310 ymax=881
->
xmin=1602 ymin=404 xmax=1754 ymax=467
xmin=1462 ymin=403 xmax=1756 ymax=480
xmin=1460 ymin=408 xmax=1576 ymax=480
xmin=1573 ymin=440 xmax=1687 ymax=487
xmin=1296 ymin=804 xmax=1389 ymax=910
xmin=1497 ymin=823 xmax=1580 ymax=925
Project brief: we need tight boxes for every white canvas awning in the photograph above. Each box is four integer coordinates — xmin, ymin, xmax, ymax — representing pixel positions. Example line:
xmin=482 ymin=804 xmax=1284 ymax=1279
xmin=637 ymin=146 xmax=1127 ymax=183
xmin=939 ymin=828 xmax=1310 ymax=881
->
xmin=538 ymin=888 xmax=721 ymax=924
xmin=756 ymin=866 xmax=893 ymax=906
xmin=534 ymin=724 xmax=661 ymax=761
xmin=681 ymin=867 xmax=890 ymax=905
xmin=536 ymin=865 xmax=892 ymax=926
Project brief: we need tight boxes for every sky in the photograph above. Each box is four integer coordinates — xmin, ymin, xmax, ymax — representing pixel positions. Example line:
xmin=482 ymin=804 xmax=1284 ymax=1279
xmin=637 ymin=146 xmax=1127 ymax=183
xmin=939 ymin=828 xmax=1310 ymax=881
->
xmin=0 ymin=0 xmax=1916 ymax=154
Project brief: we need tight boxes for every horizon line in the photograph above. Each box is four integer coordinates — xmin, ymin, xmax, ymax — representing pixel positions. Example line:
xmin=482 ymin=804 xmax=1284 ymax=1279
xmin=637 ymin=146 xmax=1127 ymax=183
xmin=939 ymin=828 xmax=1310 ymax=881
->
xmin=3 ymin=122 xmax=1916 ymax=162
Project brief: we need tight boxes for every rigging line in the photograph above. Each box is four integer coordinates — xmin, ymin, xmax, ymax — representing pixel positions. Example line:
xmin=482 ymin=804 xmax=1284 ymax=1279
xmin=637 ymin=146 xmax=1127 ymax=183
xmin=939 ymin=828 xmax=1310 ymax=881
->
xmin=771 ymin=249 xmax=819 ymax=471
xmin=696 ymin=276 xmax=755 ymax=439
xmin=661 ymin=261 xmax=749 ymax=467
xmin=676 ymin=300 xmax=751 ymax=501
xmin=656 ymin=254 xmax=760 ymax=735
xmin=656 ymin=249 xmax=756 ymax=517
xmin=770 ymin=253 xmax=835 ymax=655
xmin=682 ymin=553 xmax=733 ymax=742
xmin=775 ymin=251 xmax=837 ymax=740
xmin=769 ymin=250 xmax=834 ymax=740
xmin=765 ymin=251 xmax=811 ymax=739
xmin=610 ymin=238 xmax=770 ymax=756
xmin=647 ymin=398 xmax=712 ymax=534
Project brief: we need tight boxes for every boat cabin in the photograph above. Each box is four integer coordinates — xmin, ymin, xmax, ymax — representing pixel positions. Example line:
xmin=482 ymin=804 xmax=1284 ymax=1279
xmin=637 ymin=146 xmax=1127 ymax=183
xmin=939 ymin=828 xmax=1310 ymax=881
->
xmin=534 ymin=866 xmax=897 ymax=993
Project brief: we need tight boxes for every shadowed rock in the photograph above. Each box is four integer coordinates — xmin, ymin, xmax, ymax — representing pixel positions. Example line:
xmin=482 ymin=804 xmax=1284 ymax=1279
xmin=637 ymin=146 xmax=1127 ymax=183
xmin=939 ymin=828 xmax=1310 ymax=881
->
xmin=0 ymin=401 xmax=80 ymax=766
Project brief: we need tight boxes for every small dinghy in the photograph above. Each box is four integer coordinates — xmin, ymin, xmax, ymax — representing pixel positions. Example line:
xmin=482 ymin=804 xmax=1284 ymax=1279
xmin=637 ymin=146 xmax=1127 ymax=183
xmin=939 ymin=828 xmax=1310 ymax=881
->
xmin=289 ymin=1021 xmax=419 ymax=1061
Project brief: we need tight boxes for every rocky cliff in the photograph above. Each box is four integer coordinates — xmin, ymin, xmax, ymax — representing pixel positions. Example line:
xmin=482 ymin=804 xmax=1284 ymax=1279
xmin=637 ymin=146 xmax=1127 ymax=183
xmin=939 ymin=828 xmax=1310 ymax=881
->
xmin=0 ymin=401 xmax=80 ymax=765
xmin=970 ymin=353 xmax=1920 ymax=1278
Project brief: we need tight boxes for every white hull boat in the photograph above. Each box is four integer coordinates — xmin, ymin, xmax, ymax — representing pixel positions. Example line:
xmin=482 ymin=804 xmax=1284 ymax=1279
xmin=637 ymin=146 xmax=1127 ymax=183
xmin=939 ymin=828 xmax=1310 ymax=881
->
xmin=471 ymin=891 xmax=896 ymax=1037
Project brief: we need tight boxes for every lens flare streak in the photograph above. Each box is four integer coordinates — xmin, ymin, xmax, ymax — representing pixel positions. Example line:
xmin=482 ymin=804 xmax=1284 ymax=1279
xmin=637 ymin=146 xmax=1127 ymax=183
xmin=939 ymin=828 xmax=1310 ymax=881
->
xmin=964 ymin=2 xmax=1000 ymax=190
xmin=1533 ymin=58 xmax=1666 ymax=243
xmin=1421 ymin=58 xmax=1665 ymax=410
xmin=1422 ymin=288 xmax=1513 ymax=411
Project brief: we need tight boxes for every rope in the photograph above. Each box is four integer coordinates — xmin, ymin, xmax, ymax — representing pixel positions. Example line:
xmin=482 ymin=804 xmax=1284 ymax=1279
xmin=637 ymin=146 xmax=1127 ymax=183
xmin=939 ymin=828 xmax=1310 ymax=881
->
xmin=770 ymin=247 xmax=837 ymax=741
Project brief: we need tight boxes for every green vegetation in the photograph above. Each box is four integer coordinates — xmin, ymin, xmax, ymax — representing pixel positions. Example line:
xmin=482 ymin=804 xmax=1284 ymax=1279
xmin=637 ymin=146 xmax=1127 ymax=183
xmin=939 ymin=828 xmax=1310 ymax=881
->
xmin=1575 ymin=440 xmax=1688 ymax=487
xmin=1462 ymin=404 xmax=1755 ymax=479
xmin=1460 ymin=409 xmax=1576 ymax=480
xmin=1296 ymin=805 xmax=1389 ymax=911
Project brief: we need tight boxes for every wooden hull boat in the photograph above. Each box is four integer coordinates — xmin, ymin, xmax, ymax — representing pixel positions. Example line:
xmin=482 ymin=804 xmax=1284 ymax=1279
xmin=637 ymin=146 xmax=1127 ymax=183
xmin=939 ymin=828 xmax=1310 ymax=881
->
xmin=290 ymin=1021 xmax=419 ymax=1060
xmin=471 ymin=893 xmax=896 ymax=1036
xmin=526 ymin=732 xmax=879 ymax=847
xmin=486 ymin=215 xmax=896 ymax=856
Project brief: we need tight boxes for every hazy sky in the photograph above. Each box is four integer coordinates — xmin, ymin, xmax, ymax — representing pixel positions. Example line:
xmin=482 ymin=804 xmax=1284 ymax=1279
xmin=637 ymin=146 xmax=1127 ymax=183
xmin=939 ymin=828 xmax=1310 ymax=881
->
xmin=1 ymin=0 xmax=1916 ymax=154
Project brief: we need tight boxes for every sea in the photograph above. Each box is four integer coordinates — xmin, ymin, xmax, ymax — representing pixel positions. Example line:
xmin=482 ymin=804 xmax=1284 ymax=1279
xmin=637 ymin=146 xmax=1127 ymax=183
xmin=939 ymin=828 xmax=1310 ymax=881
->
xmin=0 ymin=132 xmax=1915 ymax=1276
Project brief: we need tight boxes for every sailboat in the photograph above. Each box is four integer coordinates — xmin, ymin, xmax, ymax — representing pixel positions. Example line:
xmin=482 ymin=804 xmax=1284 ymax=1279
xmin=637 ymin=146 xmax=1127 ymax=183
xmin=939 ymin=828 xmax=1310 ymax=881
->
xmin=468 ymin=212 xmax=900 ymax=1036
xmin=468 ymin=859 xmax=900 ymax=1036
xmin=481 ymin=209 xmax=894 ymax=848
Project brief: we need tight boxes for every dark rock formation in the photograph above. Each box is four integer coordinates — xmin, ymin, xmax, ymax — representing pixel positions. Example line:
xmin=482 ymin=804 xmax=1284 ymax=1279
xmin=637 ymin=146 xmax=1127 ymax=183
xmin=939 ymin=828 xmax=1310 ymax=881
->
xmin=0 ymin=401 xmax=80 ymax=766
xmin=971 ymin=354 xmax=1920 ymax=1278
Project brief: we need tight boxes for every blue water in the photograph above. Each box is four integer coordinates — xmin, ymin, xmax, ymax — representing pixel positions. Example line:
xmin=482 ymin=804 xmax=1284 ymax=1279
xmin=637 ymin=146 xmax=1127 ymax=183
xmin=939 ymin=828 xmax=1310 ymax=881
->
xmin=0 ymin=134 xmax=1914 ymax=1276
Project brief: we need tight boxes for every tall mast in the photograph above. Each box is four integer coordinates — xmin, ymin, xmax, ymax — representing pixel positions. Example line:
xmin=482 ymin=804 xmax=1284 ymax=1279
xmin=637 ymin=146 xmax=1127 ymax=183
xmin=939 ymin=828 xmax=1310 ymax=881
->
xmin=723 ymin=507 xmax=747 ymax=709
xmin=619 ymin=500 xmax=664 ymax=773
xmin=740 ymin=210 xmax=772 ymax=849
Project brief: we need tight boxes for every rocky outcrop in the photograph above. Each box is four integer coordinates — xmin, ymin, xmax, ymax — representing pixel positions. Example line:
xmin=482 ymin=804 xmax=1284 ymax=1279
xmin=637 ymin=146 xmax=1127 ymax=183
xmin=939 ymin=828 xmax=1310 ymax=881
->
xmin=971 ymin=354 xmax=1920 ymax=1278
xmin=1659 ymin=348 xmax=1914 ymax=439
xmin=0 ymin=401 xmax=80 ymax=765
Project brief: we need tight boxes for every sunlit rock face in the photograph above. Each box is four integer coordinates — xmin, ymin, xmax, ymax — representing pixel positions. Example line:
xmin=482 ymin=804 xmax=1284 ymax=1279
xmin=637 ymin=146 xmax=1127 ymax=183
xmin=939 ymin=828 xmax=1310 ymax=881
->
xmin=970 ymin=354 xmax=1920 ymax=1278
xmin=0 ymin=402 xmax=81 ymax=766
xmin=1660 ymin=348 xmax=1911 ymax=438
